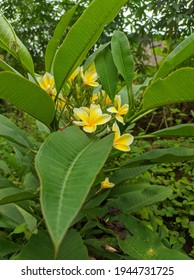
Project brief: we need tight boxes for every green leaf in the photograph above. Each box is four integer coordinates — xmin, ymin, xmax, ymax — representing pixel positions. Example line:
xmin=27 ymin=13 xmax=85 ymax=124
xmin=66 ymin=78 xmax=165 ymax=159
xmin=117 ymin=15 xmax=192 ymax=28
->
xmin=0 ymin=12 xmax=35 ymax=77
xmin=0 ymin=59 xmax=22 ymax=75
xmin=148 ymin=123 xmax=194 ymax=137
xmin=0 ymin=187 xmax=35 ymax=205
xmin=45 ymin=4 xmax=78 ymax=73
xmin=143 ymin=68 xmax=194 ymax=111
xmin=110 ymin=165 xmax=152 ymax=185
xmin=35 ymin=126 xmax=113 ymax=251
xmin=0 ymin=114 xmax=33 ymax=148
xmin=107 ymin=184 xmax=172 ymax=212
xmin=111 ymin=30 xmax=134 ymax=90
xmin=0 ymin=236 xmax=21 ymax=257
xmin=123 ymin=147 xmax=194 ymax=168
xmin=0 ymin=204 xmax=37 ymax=234
xmin=117 ymin=213 xmax=190 ymax=260
xmin=95 ymin=47 xmax=118 ymax=101
xmin=53 ymin=0 xmax=129 ymax=91
xmin=154 ymin=33 xmax=194 ymax=80
xmin=18 ymin=229 xmax=88 ymax=260
xmin=0 ymin=72 xmax=55 ymax=127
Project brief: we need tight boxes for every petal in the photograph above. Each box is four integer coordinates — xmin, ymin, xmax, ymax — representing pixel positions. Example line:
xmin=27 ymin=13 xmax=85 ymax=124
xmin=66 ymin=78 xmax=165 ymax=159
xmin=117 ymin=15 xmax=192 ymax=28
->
xmin=89 ymin=104 xmax=102 ymax=122
xmin=113 ymin=143 xmax=131 ymax=152
xmin=114 ymin=95 xmax=121 ymax=109
xmin=119 ymin=104 xmax=129 ymax=115
xmin=94 ymin=114 xmax=111 ymax=125
xmin=117 ymin=134 xmax=134 ymax=146
xmin=73 ymin=107 xmax=89 ymax=122
xmin=115 ymin=114 xmax=124 ymax=124
xmin=83 ymin=124 xmax=97 ymax=133
xmin=107 ymin=107 xmax=118 ymax=113
xmin=112 ymin=122 xmax=121 ymax=138
xmin=86 ymin=81 xmax=99 ymax=87
xmin=73 ymin=121 xmax=85 ymax=127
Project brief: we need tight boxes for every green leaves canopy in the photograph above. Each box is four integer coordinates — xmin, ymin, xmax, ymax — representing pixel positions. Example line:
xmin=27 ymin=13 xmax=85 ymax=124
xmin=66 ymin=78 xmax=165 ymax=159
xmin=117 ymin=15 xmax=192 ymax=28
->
xmin=35 ymin=126 xmax=113 ymax=251
xmin=53 ymin=0 xmax=129 ymax=91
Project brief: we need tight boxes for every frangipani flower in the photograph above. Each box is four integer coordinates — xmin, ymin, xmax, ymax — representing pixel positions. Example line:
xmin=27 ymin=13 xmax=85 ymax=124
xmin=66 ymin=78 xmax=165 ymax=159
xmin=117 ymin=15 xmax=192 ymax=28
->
xmin=37 ymin=72 xmax=55 ymax=94
xmin=107 ymin=95 xmax=129 ymax=124
xmin=73 ymin=104 xmax=111 ymax=133
xmin=37 ymin=72 xmax=65 ymax=112
xmin=81 ymin=63 xmax=99 ymax=87
xmin=96 ymin=177 xmax=115 ymax=194
xmin=112 ymin=122 xmax=134 ymax=152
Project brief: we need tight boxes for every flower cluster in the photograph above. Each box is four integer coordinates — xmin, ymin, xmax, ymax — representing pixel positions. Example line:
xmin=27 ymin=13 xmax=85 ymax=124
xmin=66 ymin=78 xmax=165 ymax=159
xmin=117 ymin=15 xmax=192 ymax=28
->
xmin=37 ymin=62 xmax=134 ymax=152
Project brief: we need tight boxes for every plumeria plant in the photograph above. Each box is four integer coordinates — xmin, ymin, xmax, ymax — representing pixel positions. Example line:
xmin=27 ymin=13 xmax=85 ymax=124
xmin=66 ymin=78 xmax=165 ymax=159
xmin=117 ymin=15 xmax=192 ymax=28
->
xmin=1 ymin=0 xmax=194 ymax=259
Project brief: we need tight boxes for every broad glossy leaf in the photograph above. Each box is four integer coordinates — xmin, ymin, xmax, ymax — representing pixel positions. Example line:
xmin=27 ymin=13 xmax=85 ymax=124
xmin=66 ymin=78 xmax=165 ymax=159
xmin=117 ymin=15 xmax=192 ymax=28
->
xmin=53 ymin=0 xmax=129 ymax=91
xmin=143 ymin=68 xmax=194 ymax=111
xmin=124 ymin=147 xmax=194 ymax=168
xmin=0 ymin=114 xmax=33 ymax=148
xmin=95 ymin=47 xmax=118 ymax=101
xmin=154 ymin=33 xmax=194 ymax=80
xmin=149 ymin=123 xmax=194 ymax=137
xmin=107 ymin=184 xmax=172 ymax=212
xmin=45 ymin=4 xmax=78 ymax=73
xmin=18 ymin=229 xmax=88 ymax=260
xmin=0 ymin=12 xmax=35 ymax=77
xmin=35 ymin=126 xmax=113 ymax=250
xmin=117 ymin=213 xmax=190 ymax=260
xmin=0 ymin=72 xmax=55 ymax=127
xmin=111 ymin=30 xmax=134 ymax=90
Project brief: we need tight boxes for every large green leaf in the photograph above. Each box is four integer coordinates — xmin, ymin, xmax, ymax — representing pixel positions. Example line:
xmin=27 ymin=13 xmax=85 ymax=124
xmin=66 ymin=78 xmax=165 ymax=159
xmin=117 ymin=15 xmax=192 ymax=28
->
xmin=18 ymin=229 xmax=88 ymax=260
xmin=117 ymin=213 xmax=190 ymax=260
xmin=107 ymin=183 xmax=172 ymax=212
xmin=35 ymin=126 xmax=113 ymax=251
xmin=143 ymin=68 xmax=194 ymax=111
xmin=0 ymin=12 xmax=35 ymax=77
xmin=53 ymin=0 xmax=129 ymax=91
xmin=0 ymin=236 xmax=21 ymax=257
xmin=154 ymin=33 xmax=194 ymax=80
xmin=45 ymin=4 xmax=78 ymax=73
xmin=0 ymin=72 xmax=55 ymax=127
xmin=123 ymin=147 xmax=194 ymax=168
xmin=148 ymin=123 xmax=194 ymax=138
xmin=0 ymin=115 xmax=33 ymax=148
xmin=111 ymin=30 xmax=134 ymax=90
xmin=95 ymin=47 xmax=118 ymax=101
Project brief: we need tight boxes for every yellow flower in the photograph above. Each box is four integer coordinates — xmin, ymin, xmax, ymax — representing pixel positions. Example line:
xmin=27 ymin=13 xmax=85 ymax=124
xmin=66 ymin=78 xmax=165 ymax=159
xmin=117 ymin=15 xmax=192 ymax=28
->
xmin=107 ymin=95 xmax=129 ymax=124
xmin=112 ymin=122 xmax=134 ymax=152
xmin=96 ymin=177 xmax=115 ymax=194
xmin=37 ymin=73 xmax=65 ymax=112
xmin=81 ymin=63 xmax=99 ymax=87
xmin=73 ymin=104 xmax=111 ymax=133
xmin=37 ymin=72 xmax=55 ymax=94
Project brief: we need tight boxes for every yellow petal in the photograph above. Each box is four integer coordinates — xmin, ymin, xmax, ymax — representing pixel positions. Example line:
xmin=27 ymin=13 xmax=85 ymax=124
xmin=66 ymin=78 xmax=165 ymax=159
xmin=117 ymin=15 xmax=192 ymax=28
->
xmin=115 ymin=114 xmax=124 ymax=124
xmin=107 ymin=107 xmax=118 ymax=113
xmin=95 ymin=114 xmax=111 ymax=125
xmin=113 ymin=143 xmax=131 ymax=152
xmin=83 ymin=124 xmax=97 ymax=133
xmin=119 ymin=104 xmax=129 ymax=115
xmin=114 ymin=95 xmax=121 ymax=109
xmin=73 ymin=107 xmax=89 ymax=123
xmin=112 ymin=122 xmax=121 ymax=138
xmin=73 ymin=121 xmax=85 ymax=127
